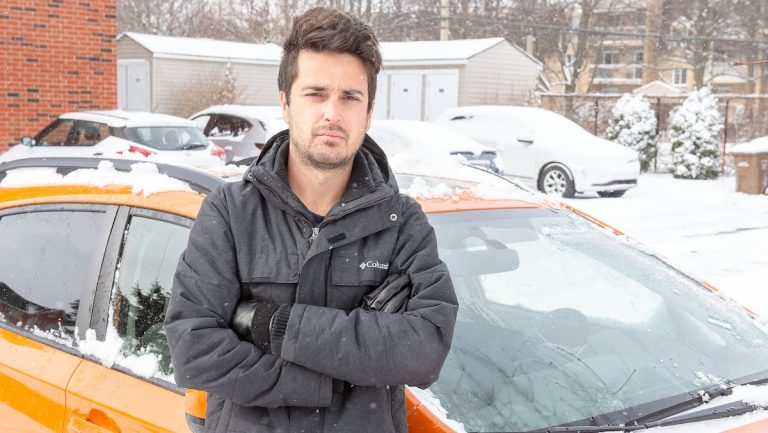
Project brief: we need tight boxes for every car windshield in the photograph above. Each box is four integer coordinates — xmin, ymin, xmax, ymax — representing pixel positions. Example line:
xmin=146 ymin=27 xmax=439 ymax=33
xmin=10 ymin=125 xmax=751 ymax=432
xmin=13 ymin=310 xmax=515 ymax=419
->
xmin=124 ymin=126 xmax=208 ymax=151
xmin=426 ymin=208 xmax=768 ymax=432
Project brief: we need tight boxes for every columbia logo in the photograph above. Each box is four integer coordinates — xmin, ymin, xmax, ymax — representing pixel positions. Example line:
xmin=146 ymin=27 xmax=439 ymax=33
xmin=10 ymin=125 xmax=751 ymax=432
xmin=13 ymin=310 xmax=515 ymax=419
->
xmin=359 ymin=260 xmax=389 ymax=270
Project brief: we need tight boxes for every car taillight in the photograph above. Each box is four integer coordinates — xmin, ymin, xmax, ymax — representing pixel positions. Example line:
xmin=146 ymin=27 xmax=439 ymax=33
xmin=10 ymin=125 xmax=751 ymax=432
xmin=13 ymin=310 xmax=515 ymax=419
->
xmin=210 ymin=144 xmax=226 ymax=158
xmin=128 ymin=146 xmax=154 ymax=157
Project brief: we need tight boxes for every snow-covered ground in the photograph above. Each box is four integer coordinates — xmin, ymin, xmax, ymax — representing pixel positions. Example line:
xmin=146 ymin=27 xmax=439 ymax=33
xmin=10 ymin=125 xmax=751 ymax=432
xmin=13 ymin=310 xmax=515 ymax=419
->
xmin=563 ymin=173 xmax=768 ymax=319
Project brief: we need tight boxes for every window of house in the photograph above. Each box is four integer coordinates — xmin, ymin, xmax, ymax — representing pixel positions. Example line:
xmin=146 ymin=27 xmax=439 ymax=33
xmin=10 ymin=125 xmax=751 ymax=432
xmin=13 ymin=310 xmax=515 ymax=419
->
xmin=34 ymin=119 xmax=75 ymax=146
xmin=636 ymin=10 xmax=646 ymax=26
xmin=596 ymin=69 xmax=611 ymax=79
xmin=108 ymin=215 xmax=190 ymax=381
xmin=603 ymin=52 xmax=620 ymax=65
xmin=0 ymin=210 xmax=111 ymax=342
xmin=635 ymin=52 xmax=644 ymax=79
xmin=674 ymin=68 xmax=688 ymax=85
xmin=605 ymin=14 xmax=621 ymax=27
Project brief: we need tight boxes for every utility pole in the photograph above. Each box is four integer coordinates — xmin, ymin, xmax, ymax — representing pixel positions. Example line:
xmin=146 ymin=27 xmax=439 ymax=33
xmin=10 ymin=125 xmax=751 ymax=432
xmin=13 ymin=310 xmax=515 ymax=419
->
xmin=440 ymin=0 xmax=450 ymax=41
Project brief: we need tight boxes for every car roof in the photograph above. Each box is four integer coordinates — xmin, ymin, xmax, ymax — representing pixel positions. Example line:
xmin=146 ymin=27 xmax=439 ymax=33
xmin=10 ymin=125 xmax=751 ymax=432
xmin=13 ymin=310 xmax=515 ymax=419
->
xmin=0 ymin=157 xmax=547 ymax=219
xmin=369 ymin=120 xmax=491 ymax=153
xmin=191 ymin=105 xmax=284 ymax=122
xmin=59 ymin=110 xmax=198 ymax=128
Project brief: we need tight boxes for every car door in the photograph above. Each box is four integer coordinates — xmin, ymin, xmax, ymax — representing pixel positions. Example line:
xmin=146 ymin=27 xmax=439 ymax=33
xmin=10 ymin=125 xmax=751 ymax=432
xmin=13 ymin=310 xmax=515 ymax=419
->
xmin=0 ymin=204 xmax=116 ymax=433
xmin=64 ymin=206 xmax=193 ymax=433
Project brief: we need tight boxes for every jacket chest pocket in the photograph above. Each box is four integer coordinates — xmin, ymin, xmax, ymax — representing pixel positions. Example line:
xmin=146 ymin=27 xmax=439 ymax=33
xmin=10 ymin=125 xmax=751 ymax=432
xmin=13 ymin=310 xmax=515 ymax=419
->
xmin=329 ymin=250 xmax=389 ymax=311
xmin=242 ymin=253 xmax=299 ymax=304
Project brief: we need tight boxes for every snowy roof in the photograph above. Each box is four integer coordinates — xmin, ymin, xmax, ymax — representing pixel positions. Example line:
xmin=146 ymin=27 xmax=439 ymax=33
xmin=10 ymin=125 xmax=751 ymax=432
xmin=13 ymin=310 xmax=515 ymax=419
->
xmin=381 ymin=38 xmax=506 ymax=66
xmin=119 ymin=32 xmax=282 ymax=65
xmin=632 ymin=80 xmax=685 ymax=96
xmin=728 ymin=137 xmax=768 ymax=154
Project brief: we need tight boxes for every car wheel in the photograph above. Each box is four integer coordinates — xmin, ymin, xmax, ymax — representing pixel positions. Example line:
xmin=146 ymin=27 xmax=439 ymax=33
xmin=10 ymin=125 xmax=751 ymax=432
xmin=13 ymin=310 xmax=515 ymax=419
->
xmin=597 ymin=190 xmax=627 ymax=198
xmin=539 ymin=165 xmax=575 ymax=198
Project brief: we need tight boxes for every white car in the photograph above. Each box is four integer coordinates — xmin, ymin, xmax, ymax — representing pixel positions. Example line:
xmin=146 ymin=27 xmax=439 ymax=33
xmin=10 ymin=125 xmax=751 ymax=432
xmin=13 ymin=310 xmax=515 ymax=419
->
xmin=368 ymin=120 xmax=504 ymax=174
xmin=434 ymin=106 xmax=640 ymax=198
xmin=190 ymin=105 xmax=288 ymax=163
xmin=1 ymin=110 xmax=226 ymax=169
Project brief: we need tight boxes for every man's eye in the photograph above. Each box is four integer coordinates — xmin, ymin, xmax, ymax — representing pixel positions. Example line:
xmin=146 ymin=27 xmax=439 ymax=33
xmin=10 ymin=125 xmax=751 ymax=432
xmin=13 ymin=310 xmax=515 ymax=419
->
xmin=344 ymin=95 xmax=360 ymax=101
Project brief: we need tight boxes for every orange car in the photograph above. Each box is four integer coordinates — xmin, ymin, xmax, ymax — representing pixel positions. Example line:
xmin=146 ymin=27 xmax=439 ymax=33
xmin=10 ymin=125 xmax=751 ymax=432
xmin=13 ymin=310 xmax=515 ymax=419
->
xmin=2 ymin=157 xmax=768 ymax=433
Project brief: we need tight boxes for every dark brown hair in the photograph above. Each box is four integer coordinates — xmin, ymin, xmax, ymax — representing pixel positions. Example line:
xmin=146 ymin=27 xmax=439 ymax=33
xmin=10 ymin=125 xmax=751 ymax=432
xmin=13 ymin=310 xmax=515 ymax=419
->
xmin=278 ymin=8 xmax=382 ymax=112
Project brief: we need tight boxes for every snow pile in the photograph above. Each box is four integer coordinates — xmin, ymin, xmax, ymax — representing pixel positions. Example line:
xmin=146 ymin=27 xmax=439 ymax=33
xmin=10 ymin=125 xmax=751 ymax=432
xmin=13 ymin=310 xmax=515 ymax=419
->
xmin=732 ymin=384 xmax=768 ymax=407
xmin=391 ymin=153 xmax=540 ymax=201
xmin=667 ymin=88 xmax=723 ymax=179
xmin=408 ymin=387 xmax=467 ymax=432
xmin=728 ymin=136 xmax=768 ymax=154
xmin=78 ymin=327 xmax=174 ymax=383
xmin=606 ymin=94 xmax=657 ymax=172
xmin=0 ymin=160 xmax=195 ymax=197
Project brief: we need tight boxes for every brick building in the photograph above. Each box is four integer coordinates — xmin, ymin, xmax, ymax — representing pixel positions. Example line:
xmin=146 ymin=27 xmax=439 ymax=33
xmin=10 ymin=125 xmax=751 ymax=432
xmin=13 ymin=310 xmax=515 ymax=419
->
xmin=0 ymin=0 xmax=117 ymax=150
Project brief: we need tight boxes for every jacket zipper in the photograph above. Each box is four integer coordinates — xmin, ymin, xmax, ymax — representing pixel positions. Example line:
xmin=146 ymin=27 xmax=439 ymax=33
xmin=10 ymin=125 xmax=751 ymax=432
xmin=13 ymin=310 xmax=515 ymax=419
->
xmin=309 ymin=227 xmax=319 ymax=242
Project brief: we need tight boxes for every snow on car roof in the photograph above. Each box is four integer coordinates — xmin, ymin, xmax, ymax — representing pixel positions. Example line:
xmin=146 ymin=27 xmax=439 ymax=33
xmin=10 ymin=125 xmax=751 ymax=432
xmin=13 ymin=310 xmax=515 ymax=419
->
xmin=370 ymin=120 xmax=491 ymax=154
xmin=60 ymin=110 xmax=198 ymax=128
xmin=193 ymin=104 xmax=283 ymax=121
xmin=119 ymin=32 xmax=282 ymax=64
xmin=439 ymin=105 xmax=589 ymax=136
xmin=0 ymin=160 xmax=194 ymax=197
xmin=380 ymin=38 xmax=504 ymax=65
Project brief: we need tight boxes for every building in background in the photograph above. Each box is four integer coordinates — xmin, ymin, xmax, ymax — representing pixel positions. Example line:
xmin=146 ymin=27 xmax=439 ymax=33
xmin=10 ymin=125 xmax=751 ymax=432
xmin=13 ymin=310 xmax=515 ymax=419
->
xmin=376 ymin=38 xmax=544 ymax=121
xmin=0 ymin=0 xmax=117 ymax=150
xmin=117 ymin=32 xmax=282 ymax=117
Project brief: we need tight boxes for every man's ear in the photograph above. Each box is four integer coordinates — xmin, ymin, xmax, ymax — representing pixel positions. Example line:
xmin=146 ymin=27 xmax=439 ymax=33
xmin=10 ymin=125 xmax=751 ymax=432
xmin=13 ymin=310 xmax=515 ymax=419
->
xmin=280 ymin=91 xmax=290 ymax=124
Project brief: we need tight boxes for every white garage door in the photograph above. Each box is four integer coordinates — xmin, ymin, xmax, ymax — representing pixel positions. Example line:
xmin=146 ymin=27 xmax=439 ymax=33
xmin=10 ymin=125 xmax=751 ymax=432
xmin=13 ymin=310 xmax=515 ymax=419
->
xmin=390 ymin=73 xmax=422 ymax=121
xmin=118 ymin=60 xmax=150 ymax=112
xmin=425 ymin=71 xmax=459 ymax=121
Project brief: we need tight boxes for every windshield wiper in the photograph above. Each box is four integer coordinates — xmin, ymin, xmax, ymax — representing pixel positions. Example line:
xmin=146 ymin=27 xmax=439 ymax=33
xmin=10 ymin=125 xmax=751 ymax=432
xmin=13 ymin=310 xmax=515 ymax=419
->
xmin=536 ymin=369 xmax=768 ymax=433
xmin=180 ymin=143 xmax=207 ymax=150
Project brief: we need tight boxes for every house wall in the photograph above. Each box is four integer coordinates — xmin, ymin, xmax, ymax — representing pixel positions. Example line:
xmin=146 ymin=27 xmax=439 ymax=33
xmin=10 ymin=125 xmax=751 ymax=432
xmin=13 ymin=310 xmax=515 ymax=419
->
xmin=0 ymin=0 xmax=117 ymax=149
xmin=151 ymin=58 xmax=279 ymax=117
xmin=462 ymin=42 xmax=541 ymax=106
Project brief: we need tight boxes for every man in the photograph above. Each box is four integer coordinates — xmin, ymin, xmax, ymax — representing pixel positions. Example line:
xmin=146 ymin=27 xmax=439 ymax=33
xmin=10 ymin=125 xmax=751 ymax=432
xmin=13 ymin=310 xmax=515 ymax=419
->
xmin=164 ymin=7 xmax=458 ymax=433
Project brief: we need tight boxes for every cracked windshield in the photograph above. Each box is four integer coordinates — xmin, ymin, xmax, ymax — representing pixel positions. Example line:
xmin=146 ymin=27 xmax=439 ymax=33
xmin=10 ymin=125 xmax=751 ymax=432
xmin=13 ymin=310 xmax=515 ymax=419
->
xmin=1 ymin=1 xmax=768 ymax=433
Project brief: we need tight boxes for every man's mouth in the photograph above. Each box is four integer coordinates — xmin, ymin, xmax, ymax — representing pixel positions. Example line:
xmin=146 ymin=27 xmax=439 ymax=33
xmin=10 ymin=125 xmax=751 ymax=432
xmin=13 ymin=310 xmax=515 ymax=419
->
xmin=316 ymin=131 xmax=346 ymax=140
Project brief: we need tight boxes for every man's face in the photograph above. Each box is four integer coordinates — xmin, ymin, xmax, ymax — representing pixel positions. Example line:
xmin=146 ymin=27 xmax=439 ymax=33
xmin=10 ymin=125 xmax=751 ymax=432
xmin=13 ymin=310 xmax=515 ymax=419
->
xmin=281 ymin=50 xmax=373 ymax=171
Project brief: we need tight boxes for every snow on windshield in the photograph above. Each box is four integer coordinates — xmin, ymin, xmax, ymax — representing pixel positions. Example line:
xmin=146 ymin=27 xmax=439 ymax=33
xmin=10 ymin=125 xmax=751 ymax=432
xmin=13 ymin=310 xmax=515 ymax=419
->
xmin=0 ymin=160 xmax=194 ymax=197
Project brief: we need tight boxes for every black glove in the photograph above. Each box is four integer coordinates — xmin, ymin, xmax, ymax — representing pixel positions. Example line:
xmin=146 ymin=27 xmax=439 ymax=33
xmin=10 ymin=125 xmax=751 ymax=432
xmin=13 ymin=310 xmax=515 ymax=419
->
xmin=359 ymin=274 xmax=412 ymax=313
xmin=232 ymin=298 xmax=280 ymax=352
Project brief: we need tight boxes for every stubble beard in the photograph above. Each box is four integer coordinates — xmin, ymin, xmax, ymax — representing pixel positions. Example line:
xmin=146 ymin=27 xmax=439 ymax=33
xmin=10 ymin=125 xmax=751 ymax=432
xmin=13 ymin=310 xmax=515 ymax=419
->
xmin=290 ymin=126 xmax=359 ymax=172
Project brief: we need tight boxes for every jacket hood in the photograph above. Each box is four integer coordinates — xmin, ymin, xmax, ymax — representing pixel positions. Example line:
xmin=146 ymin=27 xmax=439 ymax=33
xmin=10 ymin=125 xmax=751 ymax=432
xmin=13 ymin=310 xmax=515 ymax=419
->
xmin=243 ymin=129 xmax=399 ymax=221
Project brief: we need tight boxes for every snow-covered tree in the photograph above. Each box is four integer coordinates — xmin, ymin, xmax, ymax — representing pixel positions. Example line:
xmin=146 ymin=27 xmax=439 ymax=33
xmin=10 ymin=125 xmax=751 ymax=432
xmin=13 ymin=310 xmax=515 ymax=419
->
xmin=221 ymin=62 xmax=238 ymax=103
xmin=606 ymin=94 xmax=657 ymax=172
xmin=667 ymin=88 xmax=723 ymax=179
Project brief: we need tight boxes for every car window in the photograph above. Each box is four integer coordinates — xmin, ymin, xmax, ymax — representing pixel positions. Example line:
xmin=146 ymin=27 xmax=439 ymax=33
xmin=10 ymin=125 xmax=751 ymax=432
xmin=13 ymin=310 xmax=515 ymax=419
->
xmin=108 ymin=215 xmax=190 ymax=382
xmin=71 ymin=121 xmax=109 ymax=146
xmin=191 ymin=114 xmax=211 ymax=131
xmin=35 ymin=118 xmax=75 ymax=146
xmin=0 ymin=210 xmax=111 ymax=342
xmin=124 ymin=126 xmax=208 ymax=151
xmin=208 ymin=114 xmax=252 ymax=138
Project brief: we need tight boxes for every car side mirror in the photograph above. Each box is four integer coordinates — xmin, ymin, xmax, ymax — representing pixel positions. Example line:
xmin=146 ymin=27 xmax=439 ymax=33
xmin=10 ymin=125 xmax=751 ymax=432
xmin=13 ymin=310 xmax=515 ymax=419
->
xmin=21 ymin=137 xmax=35 ymax=146
xmin=517 ymin=134 xmax=534 ymax=144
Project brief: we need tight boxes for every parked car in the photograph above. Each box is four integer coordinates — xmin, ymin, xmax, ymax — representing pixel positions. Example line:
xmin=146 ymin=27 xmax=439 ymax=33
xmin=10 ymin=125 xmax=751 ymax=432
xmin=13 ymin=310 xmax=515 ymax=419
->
xmin=0 ymin=110 xmax=226 ymax=168
xmin=368 ymin=119 xmax=504 ymax=174
xmin=190 ymin=105 xmax=287 ymax=163
xmin=434 ymin=105 xmax=640 ymax=198
xmin=2 ymin=157 xmax=768 ymax=433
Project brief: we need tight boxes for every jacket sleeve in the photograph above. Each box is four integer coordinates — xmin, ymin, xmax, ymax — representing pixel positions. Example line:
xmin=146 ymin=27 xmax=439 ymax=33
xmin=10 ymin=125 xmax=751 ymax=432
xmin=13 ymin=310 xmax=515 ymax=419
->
xmin=163 ymin=189 xmax=333 ymax=408
xmin=277 ymin=198 xmax=458 ymax=388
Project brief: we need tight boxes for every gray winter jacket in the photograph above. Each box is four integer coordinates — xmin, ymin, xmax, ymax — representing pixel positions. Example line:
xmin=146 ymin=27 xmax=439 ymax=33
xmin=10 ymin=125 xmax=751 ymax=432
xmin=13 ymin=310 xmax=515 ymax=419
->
xmin=164 ymin=131 xmax=458 ymax=433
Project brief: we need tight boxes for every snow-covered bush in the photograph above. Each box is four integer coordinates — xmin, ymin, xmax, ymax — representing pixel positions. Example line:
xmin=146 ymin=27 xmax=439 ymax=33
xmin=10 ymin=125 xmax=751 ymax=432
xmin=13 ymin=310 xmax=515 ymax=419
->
xmin=606 ymin=94 xmax=658 ymax=172
xmin=667 ymin=88 xmax=723 ymax=179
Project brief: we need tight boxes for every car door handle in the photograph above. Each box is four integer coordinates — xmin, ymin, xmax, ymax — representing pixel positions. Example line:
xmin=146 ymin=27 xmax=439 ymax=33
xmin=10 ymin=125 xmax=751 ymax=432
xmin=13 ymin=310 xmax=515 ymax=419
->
xmin=67 ymin=415 xmax=116 ymax=433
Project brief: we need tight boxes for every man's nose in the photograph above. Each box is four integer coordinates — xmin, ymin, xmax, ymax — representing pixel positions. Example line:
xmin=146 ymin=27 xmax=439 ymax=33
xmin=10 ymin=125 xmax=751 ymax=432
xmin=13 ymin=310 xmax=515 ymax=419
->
xmin=322 ymin=99 xmax=343 ymax=124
